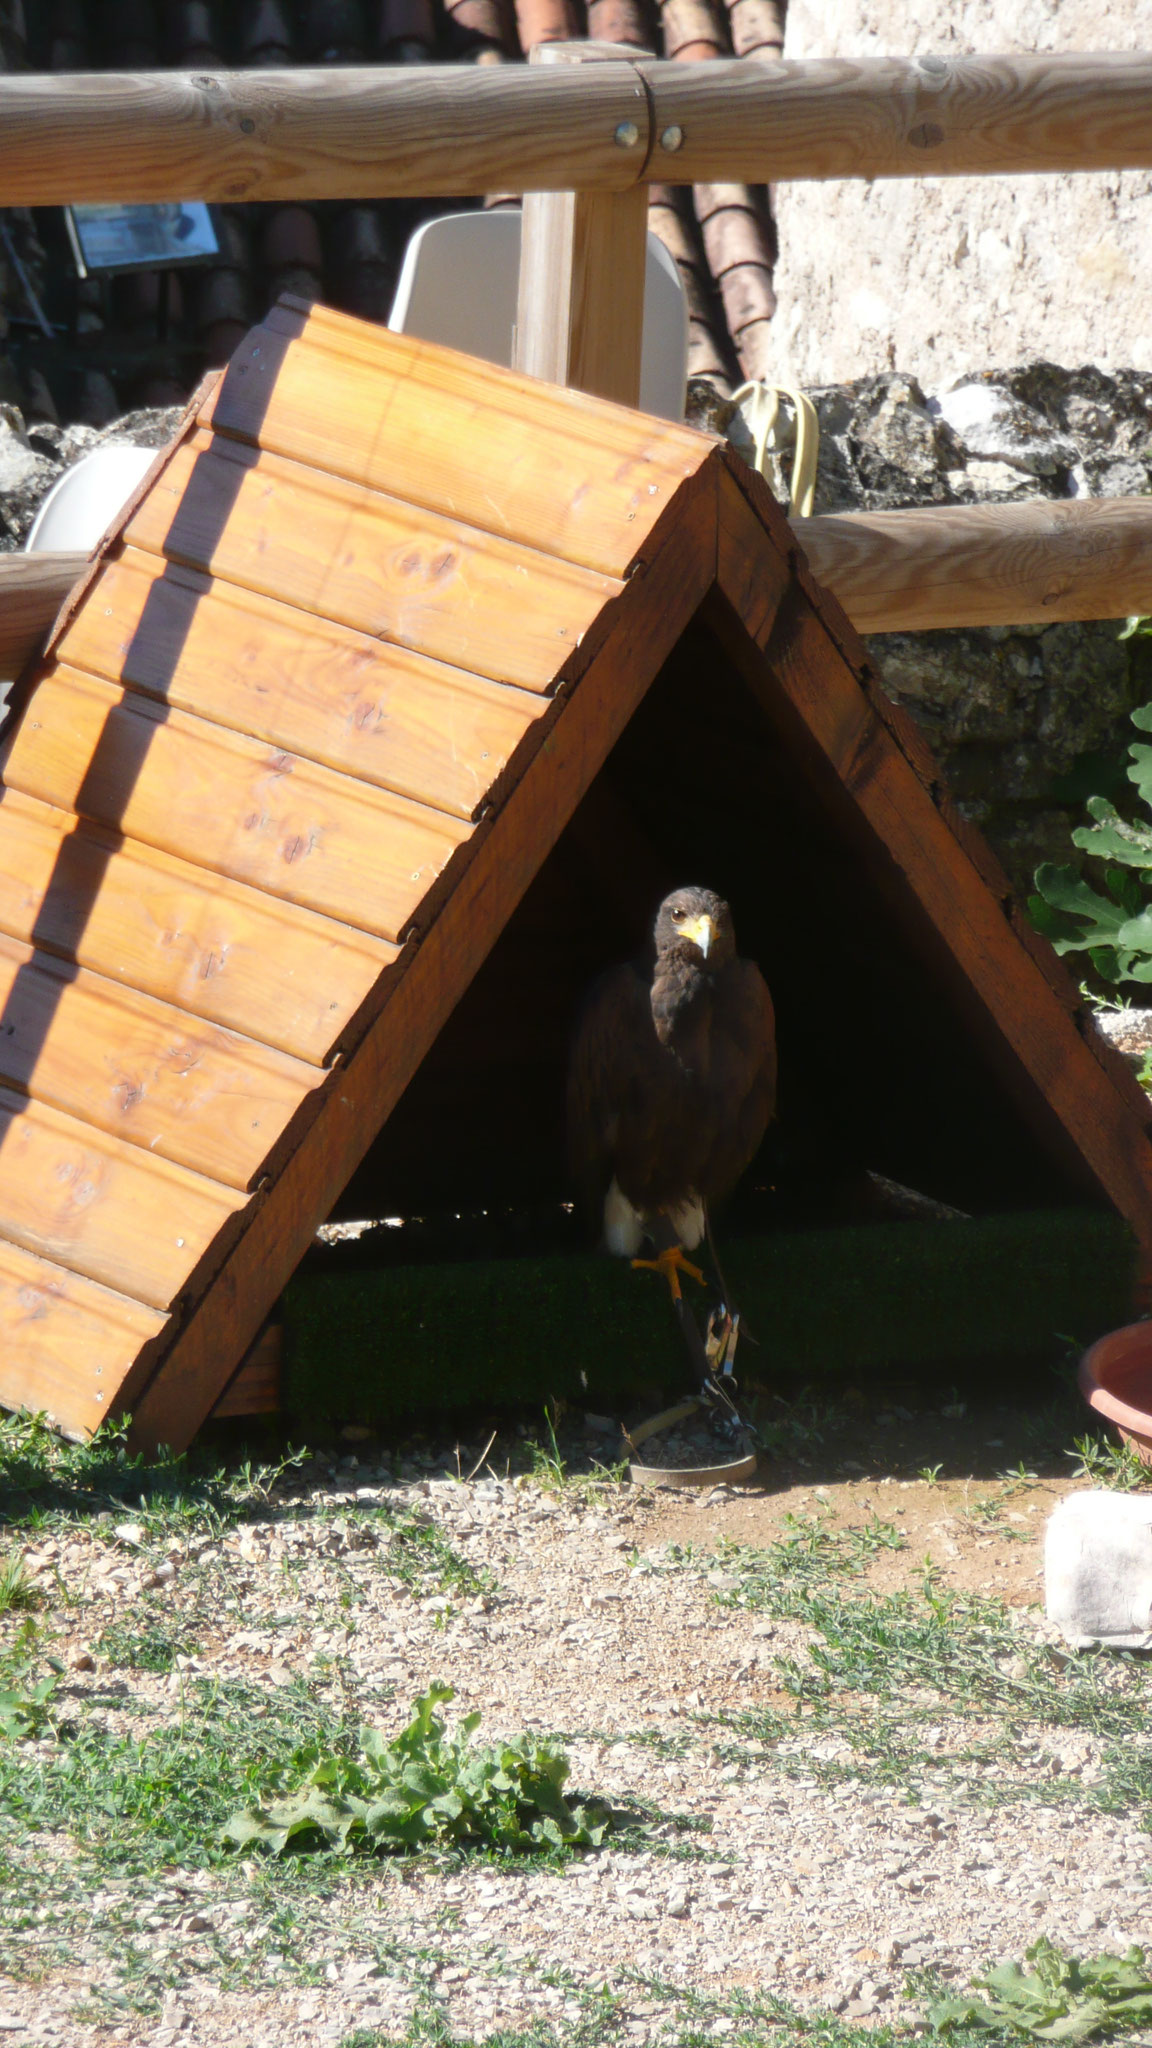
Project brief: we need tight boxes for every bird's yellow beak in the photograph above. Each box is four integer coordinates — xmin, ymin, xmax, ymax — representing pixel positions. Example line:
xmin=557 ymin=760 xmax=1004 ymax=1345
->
xmin=681 ymin=912 xmax=714 ymax=958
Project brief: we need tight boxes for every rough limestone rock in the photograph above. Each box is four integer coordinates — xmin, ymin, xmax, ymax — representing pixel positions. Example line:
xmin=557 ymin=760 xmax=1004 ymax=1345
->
xmin=767 ymin=0 xmax=1152 ymax=393
xmin=689 ymin=362 xmax=1152 ymax=895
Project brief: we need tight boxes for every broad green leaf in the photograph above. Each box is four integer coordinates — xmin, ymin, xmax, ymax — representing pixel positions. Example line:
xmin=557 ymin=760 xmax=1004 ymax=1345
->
xmin=1127 ymin=741 xmax=1152 ymax=811
xmin=1032 ymin=2001 xmax=1114 ymax=2043
xmin=1073 ymin=797 xmax=1152 ymax=870
xmin=1031 ymin=867 xmax=1133 ymax=950
xmin=223 ymin=1681 xmax=614 ymax=1859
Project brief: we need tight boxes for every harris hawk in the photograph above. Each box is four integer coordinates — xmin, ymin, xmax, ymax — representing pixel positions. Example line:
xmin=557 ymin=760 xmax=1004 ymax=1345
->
xmin=566 ymin=887 xmax=776 ymax=1305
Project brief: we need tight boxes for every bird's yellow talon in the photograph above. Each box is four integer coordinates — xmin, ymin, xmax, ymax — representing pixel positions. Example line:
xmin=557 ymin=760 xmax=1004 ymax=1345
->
xmin=631 ymin=1245 xmax=705 ymax=1303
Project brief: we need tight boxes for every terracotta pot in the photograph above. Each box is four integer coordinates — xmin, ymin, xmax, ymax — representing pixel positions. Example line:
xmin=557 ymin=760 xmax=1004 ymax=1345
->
xmin=1079 ymin=1322 xmax=1152 ymax=1466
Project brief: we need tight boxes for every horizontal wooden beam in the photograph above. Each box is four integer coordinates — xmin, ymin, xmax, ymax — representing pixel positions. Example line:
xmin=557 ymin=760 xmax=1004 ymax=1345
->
xmin=648 ymin=54 xmax=1152 ymax=184
xmin=793 ymin=496 xmax=1152 ymax=634
xmin=4 ymin=498 xmax=1148 ymax=683
xmin=0 ymin=55 xmax=1148 ymax=205
xmin=0 ymin=551 xmax=87 ymax=679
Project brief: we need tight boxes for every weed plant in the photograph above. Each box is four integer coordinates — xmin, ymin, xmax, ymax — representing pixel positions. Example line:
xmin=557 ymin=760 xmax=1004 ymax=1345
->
xmin=0 ymin=1551 xmax=40 ymax=1614
xmin=1066 ymin=1433 xmax=1152 ymax=1492
xmin=226 ymin=1683 xmax=611 ymax=1857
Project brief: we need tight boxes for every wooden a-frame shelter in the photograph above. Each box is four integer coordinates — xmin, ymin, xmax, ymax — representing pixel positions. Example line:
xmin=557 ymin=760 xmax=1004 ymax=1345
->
xmin=1 ymin=297 xmax=1151 ymax=1452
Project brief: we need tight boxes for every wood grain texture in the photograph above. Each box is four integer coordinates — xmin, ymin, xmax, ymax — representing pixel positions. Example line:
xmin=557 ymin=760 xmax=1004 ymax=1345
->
xmin=0 ymin=1234 xmax=166 ymax=1442
xmin=515 ymin=41 xmax=649 ymax=407
xmin=794 ymin=497 xmax=1152 ymax=632
xmin=0 ymin=930 xmax=322 ymax=1190
xmin=0 ymin=552 xmax=88 ymax=679
xmin=516 ymin=183 xmax=650 ymax=405
xmin=640 ymin=53 xmax=1152 ymax=181
xmin=714 ymin=465 xmax=1152 ymax=1261
xmin=125 ymin=458 xmax=723 ymax=1451
xmin=0 ymin=63 xmax=649 ymax=204
xmin=124 ymin=431 xmax=623 ymax=694
xmin=205 ymin=307 xmax=707 ymax=581
xmin=0 ymin=787 xmax=395 ymax=1065
xmin=2 ymin=667 xmax=472 ymax=944
xmin=0 ymin=1085 xmax=244 ymax=1308
xmin=58 ymin=549 xmax=547 ymax=825
xmin=0 ymin=58 xmax=1146 ymax=206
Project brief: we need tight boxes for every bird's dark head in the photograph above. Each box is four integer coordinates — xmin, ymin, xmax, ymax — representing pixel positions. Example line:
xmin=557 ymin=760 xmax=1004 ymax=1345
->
xmin=653 ymin=887 xmax=735 ymax=970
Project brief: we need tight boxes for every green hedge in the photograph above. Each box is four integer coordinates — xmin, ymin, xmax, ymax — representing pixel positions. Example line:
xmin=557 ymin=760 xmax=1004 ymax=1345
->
xmin=281 ymin=1208 xmax=1135 ymax=1426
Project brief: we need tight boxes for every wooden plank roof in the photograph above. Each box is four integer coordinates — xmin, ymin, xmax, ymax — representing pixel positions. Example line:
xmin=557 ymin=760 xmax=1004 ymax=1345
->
xmin=2 ymin=297 xmax=1152 ymax=1451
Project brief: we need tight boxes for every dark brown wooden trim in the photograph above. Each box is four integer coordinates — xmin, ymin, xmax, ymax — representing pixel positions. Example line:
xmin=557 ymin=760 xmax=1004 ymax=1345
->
xmin=712 ymin=463 xmax=1152 ymax=1274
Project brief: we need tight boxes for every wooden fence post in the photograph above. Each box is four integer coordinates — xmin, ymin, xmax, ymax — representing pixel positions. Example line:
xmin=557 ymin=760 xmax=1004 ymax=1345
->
xmin=513 ymin=41 xmax=651 ymax=409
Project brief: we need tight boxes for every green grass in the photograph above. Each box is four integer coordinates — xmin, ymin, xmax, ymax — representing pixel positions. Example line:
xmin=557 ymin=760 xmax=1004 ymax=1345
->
xmin=385 ymin=1512 xmax=500 ymax=1603
xmin=94 ymin=1614 xmax=199 ymax=1673
xmin=0 ymin=1407 xmax=306 ymax=1537
xmin=0 ymin=1550 xmax=40 ymax=1614
xmin=4 ymin=1400 xmax=1151 ymax=2039
xmin=916 ymin=1936 xmax=1152 ymax=2043
xmin=334 ymin=2004 xmax=917 ymax=2048
xmin=659 ymin=1512 xmax=1152 ymax=1819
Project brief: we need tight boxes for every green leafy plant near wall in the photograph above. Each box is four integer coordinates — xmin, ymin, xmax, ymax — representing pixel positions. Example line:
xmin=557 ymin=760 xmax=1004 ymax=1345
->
xmin=1030 ymin=620 xmax=1152 ymax=983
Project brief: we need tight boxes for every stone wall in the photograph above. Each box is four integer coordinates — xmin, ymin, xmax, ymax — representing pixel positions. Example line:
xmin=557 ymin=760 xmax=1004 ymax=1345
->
xmin=767 ymin=0 xmax=1152 ymax=394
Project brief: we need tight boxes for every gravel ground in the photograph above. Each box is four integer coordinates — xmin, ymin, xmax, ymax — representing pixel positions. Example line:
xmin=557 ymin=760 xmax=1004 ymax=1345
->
xmin=2 ymin=1399 xmax=1151 ymax=2048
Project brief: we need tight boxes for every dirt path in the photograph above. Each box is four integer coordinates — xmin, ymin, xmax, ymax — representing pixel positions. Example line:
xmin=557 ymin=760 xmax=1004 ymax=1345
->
xmin=1 ymin=1393 xmax=1150 ymax=2048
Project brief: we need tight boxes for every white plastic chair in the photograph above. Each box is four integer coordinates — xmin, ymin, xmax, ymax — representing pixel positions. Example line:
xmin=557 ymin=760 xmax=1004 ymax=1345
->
xmin=388 ymin=209 xmax=689 ymax=422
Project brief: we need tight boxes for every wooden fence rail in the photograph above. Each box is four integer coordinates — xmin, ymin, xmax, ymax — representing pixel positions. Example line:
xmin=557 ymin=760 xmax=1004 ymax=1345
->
xmin=0 ymin=552 xmax=87 ymax=679
xmin=8 ymin=494 xmax=1152 ymax=681
xmin=0 ymin=54 xmax=1149 ymax=205
xmin=796 ymin=497 xmax=1152 ymax=635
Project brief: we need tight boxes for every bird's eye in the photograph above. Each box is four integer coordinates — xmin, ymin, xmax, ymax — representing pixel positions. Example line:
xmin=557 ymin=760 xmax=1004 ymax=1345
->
xmin=670 ymin=907 xmax=685 ymax=922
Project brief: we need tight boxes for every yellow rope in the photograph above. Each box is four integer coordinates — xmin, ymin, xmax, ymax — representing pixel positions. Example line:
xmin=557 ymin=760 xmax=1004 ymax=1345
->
xmin=730 ymin=381 xmax=820 ymax=519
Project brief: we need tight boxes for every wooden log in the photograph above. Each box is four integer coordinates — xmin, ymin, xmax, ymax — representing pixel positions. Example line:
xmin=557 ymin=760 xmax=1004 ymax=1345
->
xmin=60 ymin=550 xmax=548 ymax=827
xmin=0 ymin=62 xmax=648 ymax=203
xmin=0 ymin=929 xmax=321 ymax=1190
xmin=0 ymin=551 xmax=88 ymax=679
xmin=0 ymin=57 xmax=1148 ymax=207
xmin=0 ymin=1233 xmax=167 ymax=1442
xmin=514 ymin=42 xmax=650 ymax=408
xmin=10 ymin=495 xmax=1151 ymax=681
xmin=645 ymin=53 xmax=1152 ymax=183
xmin=0 ymin=1083 xmax=244 ymax=1309
xmin=792 ymin=496 xmax=1152 ymax=634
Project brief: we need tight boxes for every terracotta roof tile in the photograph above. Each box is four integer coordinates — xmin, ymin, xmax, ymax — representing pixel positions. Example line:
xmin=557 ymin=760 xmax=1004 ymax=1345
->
xmin=8 ymin=0 xmax=782 ymax=416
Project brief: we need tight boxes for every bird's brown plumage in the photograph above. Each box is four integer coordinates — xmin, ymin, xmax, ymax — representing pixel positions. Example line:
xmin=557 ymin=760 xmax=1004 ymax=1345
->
xmin=567 ymin=887 xmax=777 ymax=1254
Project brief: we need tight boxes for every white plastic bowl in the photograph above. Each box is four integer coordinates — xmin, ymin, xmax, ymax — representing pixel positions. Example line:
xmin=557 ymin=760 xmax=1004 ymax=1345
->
xmin=25 ymin=443 xmax=155 ymax=554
